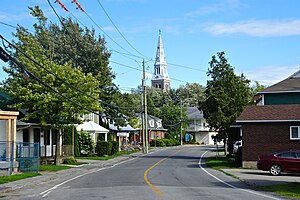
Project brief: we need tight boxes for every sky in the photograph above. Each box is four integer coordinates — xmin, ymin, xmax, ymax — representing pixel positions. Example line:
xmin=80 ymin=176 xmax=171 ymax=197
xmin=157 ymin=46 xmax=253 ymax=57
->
xmin=1 ymin=0 xmax=300 ymax=92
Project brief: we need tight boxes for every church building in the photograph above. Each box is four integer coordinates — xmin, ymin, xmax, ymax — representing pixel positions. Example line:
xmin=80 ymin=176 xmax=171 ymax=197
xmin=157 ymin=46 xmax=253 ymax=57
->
xmin=151 ymin=31 xmax=170 ymax=90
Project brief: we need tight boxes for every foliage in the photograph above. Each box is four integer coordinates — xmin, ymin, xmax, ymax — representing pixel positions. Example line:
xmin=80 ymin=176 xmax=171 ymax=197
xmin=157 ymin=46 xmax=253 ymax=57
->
xmin=202 ymin=52 xmax=251 ymax=138
xmin=78 ymin=131 xmax=94 ymax=156
xmin=110 ymin=141 xmax=119 ymax=155
xmin=96 ymin=141 xmax=112 ymax=156
xmin=175 ymin=83 xmax=206 ymax=106
xmin=150 ymin=139 xmax=166 ymax=147
xmin=1 ymin=12 xmax=102 ymax=127
xmin=63 ymin=158 xmax=77 ymax=165
xmin=63 ymin=126 xmax=80 ymax=156
xmin=158 ymin=104 xmax=188 ymax=140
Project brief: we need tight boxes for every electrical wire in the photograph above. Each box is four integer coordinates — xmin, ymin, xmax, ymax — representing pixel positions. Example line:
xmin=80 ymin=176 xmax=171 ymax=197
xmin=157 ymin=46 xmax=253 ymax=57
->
xmin=1 ymin=46 xmax=103 ymax=117
xmin=95 ymin=0 xmax=149 ymax=59
xmin=0 ymin=34 xmax=137 ymax=110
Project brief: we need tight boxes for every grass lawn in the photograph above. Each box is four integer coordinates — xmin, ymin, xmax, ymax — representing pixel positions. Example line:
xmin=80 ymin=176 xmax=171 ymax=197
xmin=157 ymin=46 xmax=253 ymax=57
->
xmin=76 ymin=150 xmax=140 ymax=161
xmin=0 ymin=172 xmax=40 ymax=184
xmin=258 ymin=183 xmax=300 ymax=199
xmin=38 ymin=164 xmax=71 ymax=171
xmin=206 ymin=156 xmax=236 ymax=170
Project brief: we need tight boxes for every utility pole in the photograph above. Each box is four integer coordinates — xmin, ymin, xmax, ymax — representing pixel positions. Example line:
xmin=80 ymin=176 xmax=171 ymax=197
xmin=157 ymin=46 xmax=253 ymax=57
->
xmin=142 ymin=60 xmax=148 ymax=154
xmin=180 ymin=99 xmax=183 ymax=146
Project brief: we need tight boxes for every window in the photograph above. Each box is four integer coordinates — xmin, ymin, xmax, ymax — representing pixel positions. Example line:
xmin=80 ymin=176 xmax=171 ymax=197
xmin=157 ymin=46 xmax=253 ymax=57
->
xmin=23 ymin=129 xmax=29 ymax=145
xmin=149 ymin=120 xmax=154 ymax=128
xmin=277 ymin=152 xmax=296 ymax=159
xmin=290 ymin=126 xmax=300 ymax=140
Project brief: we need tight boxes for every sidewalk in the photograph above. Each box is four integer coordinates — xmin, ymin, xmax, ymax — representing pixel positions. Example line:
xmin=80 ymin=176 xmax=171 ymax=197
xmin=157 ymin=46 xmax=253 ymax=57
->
xmin=222 ymin=168 xmax=300 ymax=187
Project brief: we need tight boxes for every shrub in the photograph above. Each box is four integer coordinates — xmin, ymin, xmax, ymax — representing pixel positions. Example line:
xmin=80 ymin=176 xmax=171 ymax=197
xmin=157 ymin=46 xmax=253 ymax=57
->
xmin=63 ymin=158 xmax=77 ymax=165
xmin=150 ymin=139 xmax=166 ymax=147
xmin=96 ymin=141 xmax=112 ymax=157
xmin=110 ymin=141 xmax=119 ymax=155
xmin=78 ymin=131 xmax=94 ymax=156
xmin=170 ymin=139 xmax=180 ymax=146
xmin=162 ymin=139 xmax=173 ymax=146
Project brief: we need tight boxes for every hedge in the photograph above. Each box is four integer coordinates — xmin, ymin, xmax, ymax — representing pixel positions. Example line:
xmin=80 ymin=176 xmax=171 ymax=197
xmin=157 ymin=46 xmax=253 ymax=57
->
xmin=96 ymin=141 xmax=112 ymax=156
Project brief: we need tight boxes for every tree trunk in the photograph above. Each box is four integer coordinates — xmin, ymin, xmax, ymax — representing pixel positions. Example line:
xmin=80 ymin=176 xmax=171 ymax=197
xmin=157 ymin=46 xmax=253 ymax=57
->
xmin=55 ymin=129 xmax=61 ymax=165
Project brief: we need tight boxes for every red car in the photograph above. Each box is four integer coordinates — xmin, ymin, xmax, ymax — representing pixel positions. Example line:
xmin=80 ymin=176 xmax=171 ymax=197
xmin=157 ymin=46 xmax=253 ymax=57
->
xmin=257 ymin=150 xmax=300 ymax=175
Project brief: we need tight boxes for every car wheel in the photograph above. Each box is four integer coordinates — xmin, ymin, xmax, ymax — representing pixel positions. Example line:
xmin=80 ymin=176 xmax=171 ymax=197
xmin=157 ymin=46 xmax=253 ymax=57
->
xmin=269 ymin=164 xmax=281 ymax=176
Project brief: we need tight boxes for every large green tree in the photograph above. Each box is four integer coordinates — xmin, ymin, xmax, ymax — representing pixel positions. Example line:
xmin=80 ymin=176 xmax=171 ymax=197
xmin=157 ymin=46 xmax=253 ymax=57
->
xmin=175 ymin=83 xmax=205 ymax=106
xmin=28 ymin=6 xmax=118 ymax=118
xmin=202 ymin=52 xmax=251 ymax=152
xmin=158 ymin=103 xmax=188 ymax=142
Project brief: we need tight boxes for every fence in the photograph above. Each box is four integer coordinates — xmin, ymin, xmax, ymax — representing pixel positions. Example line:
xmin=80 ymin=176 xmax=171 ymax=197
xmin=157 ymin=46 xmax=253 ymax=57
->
xmin=0 ymin=141 xmax=39 ymax=175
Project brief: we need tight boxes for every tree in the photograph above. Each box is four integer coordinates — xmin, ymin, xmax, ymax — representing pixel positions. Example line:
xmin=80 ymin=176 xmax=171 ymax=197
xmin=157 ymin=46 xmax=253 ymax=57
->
xmin=1 ymin=7 xmax=102 ymax=164
xmin=250 ymin=81 xmax=267 ymax=104
xmin=202 ymin=52 xmax=251 ymax=154
xmin=158 ymin=103 xmax=188 ymax=142
xmin=175 ymin=83 xmax=206 ymax=107
xmin=28 ymin=6 xmax=121 ymax=120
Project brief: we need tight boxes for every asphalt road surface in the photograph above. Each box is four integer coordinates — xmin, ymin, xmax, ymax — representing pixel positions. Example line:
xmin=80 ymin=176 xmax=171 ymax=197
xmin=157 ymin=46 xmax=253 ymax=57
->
xmin=6 ymin=145 xmax=285 ymax=200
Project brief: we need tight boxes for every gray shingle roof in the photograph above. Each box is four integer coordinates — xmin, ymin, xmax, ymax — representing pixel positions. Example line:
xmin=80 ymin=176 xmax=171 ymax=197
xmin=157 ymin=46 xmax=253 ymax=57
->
xmin=187 ymin=107 xmax=204 ymax=119
xmin=258 ymin=70 xmax=300 ymax=94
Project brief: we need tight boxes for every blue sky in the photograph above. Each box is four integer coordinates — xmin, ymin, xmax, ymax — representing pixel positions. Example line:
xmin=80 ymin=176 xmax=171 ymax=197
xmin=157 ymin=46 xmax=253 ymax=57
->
xmin=1 ymin=0 xmax=300 ymax=91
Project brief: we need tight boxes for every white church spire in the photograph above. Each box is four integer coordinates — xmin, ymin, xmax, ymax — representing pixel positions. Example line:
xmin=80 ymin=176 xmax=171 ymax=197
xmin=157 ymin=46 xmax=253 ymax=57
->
xmin=151 ymin=30 xmax=170 ymax=90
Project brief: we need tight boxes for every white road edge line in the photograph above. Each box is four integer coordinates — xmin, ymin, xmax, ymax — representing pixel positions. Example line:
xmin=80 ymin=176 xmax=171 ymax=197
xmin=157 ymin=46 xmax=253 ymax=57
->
xmin=40 ymin=156 xmax=138 ymax=198
xmin=198 ymin=151 xmax=281 ymax=200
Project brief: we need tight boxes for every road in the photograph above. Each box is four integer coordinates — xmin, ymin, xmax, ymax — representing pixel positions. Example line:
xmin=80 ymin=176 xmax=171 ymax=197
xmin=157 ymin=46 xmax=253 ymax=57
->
xmin=5 ymin=145 xmax=285 ymax=200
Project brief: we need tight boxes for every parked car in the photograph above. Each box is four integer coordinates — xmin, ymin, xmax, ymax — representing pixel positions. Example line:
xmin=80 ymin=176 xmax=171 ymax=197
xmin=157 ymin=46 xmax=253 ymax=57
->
xmin=233 ymin=140 xmax=242 ymax=153
xmin=257 ymin=150 xmax=300 ymax=175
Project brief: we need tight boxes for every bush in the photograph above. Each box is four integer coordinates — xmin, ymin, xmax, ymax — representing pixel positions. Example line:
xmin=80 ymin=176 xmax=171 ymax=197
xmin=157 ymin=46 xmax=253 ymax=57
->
xmin=96 ymin=141 xmax=112 ymax=157
xmin=150 ymin=139 xmax=166 ymax=147
xmin=110 ymin=141 xmax=119 ymax=155
xmin=162 ymin=139 xmax=173 ymax=146
xmin=78 ymin=131 xmax=94 ymax=156
xmin=170 ymin=139 xmax=180 ymax=146
xmin=63 ymin=158 xmax=77 ymax=165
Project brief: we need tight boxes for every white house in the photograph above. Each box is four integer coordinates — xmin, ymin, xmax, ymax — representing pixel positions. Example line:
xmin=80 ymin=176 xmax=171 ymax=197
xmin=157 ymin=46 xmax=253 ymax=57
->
xmin=186 ymin=107 xmax=218 ymax=145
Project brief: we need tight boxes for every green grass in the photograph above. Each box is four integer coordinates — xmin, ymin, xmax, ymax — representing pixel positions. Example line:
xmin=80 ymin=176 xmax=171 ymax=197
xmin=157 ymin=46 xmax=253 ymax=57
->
xmin=206 ymin=156 xmax=235 ymax=170
xmin=38 ymin=164 xmax=71 ymax=171
xmin=0 ymin=172 xmax=40 ymax=184
xmin=258 ymin=183 xmax=300 ymax=199
xmin=76 ymin=150 xmax=140 ymax=161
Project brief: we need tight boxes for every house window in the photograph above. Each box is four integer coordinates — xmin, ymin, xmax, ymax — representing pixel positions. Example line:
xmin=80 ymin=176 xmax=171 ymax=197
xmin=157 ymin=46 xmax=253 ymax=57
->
xmin=290 ymin=126 xmax=300 ymax=140
xmin=23 ymin=129 xmax=29 ymax=145
xmin=149 ymin=120 xmax=154 ymax=128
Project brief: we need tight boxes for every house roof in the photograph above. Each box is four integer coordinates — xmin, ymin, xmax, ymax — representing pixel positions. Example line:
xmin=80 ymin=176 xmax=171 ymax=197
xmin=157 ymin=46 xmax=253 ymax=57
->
xmin=258 ymin=70 xmax=300 ymax=94
xmin=109 ymin=124 xmax=137 ymax=132
xmin=236 ymin=104 xmax=300 ymax=122
xmin=187 ymin=107 xmax=204 ymax=119
xmin=77 ymin=121 xmax=109 ymax=133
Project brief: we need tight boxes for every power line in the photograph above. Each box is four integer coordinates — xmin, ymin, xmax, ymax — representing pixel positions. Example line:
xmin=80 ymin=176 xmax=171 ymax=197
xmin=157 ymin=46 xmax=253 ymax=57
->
xmin=0 ymin=46 xmax=103 ymax=118
xmin=68 ymin=0 xmax=145 ymax=60
xmin=50 ymin=0 xmax=144 ymax=62
xmin=0 ymin=34 xmax=137 ymax=110
xmin=95 ymin=0 xmax=149 ymax=59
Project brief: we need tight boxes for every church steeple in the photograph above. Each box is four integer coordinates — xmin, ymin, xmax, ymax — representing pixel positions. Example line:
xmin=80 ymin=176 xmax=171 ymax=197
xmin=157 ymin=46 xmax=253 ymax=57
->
xmin=151 ymin=30 xmax=170 ymax=90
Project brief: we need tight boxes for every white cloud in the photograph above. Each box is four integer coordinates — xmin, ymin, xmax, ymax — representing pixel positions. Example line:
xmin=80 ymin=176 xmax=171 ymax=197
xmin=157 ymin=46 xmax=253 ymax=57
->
xmin=204 ymin=19 xmax=300 ymax=37
xmin=241 ymin=65 xmax=300 ymax=86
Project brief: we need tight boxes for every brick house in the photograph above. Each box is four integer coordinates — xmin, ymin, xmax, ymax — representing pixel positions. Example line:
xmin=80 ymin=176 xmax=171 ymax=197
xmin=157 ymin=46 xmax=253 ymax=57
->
xmin=236 ymin=70 xmax=300 ymax=168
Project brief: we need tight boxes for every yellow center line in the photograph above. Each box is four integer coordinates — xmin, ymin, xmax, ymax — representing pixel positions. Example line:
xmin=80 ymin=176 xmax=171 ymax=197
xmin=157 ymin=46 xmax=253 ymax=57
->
xmin=143 ymin=149 xmax=181 ymax=197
